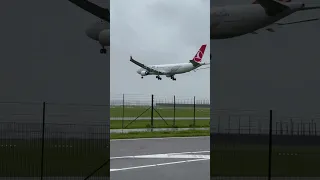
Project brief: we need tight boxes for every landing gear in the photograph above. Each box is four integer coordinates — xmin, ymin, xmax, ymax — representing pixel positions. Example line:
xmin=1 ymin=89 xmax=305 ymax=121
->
xmin=170 ymin=76 xmax=176 ymax=81
xmin=156 ymin=75 xmax=162 ymax=80
xmin=141 ymin=76 xmax=143 ymax=79
xmin=100 ymin=47 xmax=107 ymax=54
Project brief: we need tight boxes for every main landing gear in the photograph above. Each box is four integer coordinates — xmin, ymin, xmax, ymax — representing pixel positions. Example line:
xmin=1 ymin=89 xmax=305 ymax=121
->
xmin=156 ymin=75 xmax=162 ymax=80
xmin=100 ymin=47 xmax=107 ymax=54
xmin=170 ymin=76 xmax=176 ymax=81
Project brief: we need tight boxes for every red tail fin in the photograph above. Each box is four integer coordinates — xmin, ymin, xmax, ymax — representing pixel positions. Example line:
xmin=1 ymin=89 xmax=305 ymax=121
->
xmin=192 ymin=44 xmax=207 ymax=63
xmin=252 ymin=0 xmax=291 ymax=4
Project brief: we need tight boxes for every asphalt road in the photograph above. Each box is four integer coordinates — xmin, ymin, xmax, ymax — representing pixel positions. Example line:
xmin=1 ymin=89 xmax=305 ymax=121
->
xmin=110 ymin=136 xmax=210 ymax=180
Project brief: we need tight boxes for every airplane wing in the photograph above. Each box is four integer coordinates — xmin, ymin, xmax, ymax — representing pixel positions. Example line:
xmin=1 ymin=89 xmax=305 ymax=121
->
xmin=68 ymin=0 xmax=110 ymax=22
xmin=129 ymin=56 xmax=165 ymax=75
xmin=300 ymin=6 xmax=320 ymax=11
xmin=252 ymin=18 xmax=319 ymax=34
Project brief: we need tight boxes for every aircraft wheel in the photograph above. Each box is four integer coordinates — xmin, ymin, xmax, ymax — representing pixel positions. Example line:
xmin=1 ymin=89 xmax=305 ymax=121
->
xmin=100 ymin=48 xmax=107 ymax=54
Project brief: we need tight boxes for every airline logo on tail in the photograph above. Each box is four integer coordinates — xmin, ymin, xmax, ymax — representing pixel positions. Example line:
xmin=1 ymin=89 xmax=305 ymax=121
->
xmin=192 ymin=44 xmax=207 ymax=63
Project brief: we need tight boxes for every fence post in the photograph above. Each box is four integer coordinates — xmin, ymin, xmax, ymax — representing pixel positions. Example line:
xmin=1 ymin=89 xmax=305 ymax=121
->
xmin=151 ymin=94 xmax=154 ymax=130
xmin=248 ymin=116 xmax=251 ymax=134
xmin=40 ymin=102 xmax=46 ymax=180
xmin=290 ymin=119 xmax=293 ymax=135
xmin=193 ymin=96 xmax=195 ymax=127
xmin=268 ymin=109 xmax=273 ymax=180
xmin=238 ymin=116 xmax=241 ymax=134
xmin=122 ymin=94 xmax=124 ymax=132
xmin=173 ymin=95 xmax=176 ymax=126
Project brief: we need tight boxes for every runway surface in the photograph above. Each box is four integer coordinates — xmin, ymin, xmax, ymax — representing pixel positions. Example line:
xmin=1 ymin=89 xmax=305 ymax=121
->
xmin=110 ymin=136 xmax=209 ymax=180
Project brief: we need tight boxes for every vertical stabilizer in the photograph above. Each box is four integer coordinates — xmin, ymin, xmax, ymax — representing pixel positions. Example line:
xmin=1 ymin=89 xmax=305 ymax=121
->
xmin=190 ymin=44 xmax=207 ymax=66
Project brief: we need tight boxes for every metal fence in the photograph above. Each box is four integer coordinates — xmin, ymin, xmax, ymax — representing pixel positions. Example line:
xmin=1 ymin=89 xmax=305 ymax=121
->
xmin=110 ymin=94 xmax=210 ymax=129
xmin=0 ymin=102 xmax=110 ymax=179
xmin=210 ymin=109 xmax=320 ymax=179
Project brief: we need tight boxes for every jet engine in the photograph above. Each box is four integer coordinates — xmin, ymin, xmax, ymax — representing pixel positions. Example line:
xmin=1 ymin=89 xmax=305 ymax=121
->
xmin=140 ymin=70 xmax=149 ymax=76
xmin=99 ymin=29 xmax=110 ymax=46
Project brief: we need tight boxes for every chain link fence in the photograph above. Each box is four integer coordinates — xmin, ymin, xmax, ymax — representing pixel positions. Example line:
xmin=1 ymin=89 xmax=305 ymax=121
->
xmin=0 ymin=102 xmax=110 ymax=179
xmin=211 ymin=109 xmax=320 ymax=179
xmin=110 ymin=94 xmax=210 ymax=130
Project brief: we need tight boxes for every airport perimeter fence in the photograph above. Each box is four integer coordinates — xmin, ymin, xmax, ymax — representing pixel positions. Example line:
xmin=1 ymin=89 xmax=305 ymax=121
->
xmin=110 ymin=93 xmax=210 ymax=129
xmin=0 ymin=101 xmax=110 ymax=179
xmin=210 ymin=109 xmax=320 ymax=179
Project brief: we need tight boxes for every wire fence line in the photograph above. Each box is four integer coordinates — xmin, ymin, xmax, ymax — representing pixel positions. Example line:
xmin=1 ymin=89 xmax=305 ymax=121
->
xmin=110 ymin=93 xmax=210 ymax=106
xmin=210 ymin=109 xmax=320 ymax=178
xmin=110 ymin=94 xmax=210 ymax=129
xmin=0 ymin=101 xmax=110 ymax=179
xmin=210 ymin=109 xmax=320 ymax=135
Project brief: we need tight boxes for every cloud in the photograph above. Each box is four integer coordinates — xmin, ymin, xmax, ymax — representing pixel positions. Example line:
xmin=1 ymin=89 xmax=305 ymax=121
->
xmin=110 ymin=0 xmax=210 ymax=101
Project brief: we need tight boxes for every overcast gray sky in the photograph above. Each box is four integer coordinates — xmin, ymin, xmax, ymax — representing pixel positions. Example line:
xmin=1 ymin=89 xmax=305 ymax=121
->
xmin=0 ymin=0 xmax=109 ymax=104
xmin=211 ymin=0 xmax=320 ymax=116
xmin=110 ymin=0 xmax=210 ymax=101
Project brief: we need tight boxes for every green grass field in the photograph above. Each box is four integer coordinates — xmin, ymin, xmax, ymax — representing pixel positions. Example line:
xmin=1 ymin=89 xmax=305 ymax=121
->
xmin=110 ymin=106 xmax=209 ymax=118
xmin=111 ymin=129 xmax=209 ymax=139
xmin=0 ymin=139 xmax=110 ymax=177
xmin=211 ymin=143 xmax=320 ymax=177
xmin=110 ymin=119 xmax=210 ymax=129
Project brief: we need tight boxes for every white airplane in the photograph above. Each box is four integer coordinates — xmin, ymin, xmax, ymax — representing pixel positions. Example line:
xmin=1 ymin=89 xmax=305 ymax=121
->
xmin=211 ymin=0 xmax=320 ymax=40
xmin=67 ymin=0 xmax=109 ymax=54
xmin=130 ymin=44 xmax=210 ymax=81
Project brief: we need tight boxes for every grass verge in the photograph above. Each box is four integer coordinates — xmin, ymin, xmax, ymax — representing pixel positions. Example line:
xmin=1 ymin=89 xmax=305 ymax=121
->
xmin=111 ymin=129 xmax=209 ymax=139
xmin=0 ymin=139 xmax=110 ymax=177
xmin=110 ymin=119 xmax=209 ymax=129
xmin=110 ymin=106 xmax=209 ymax=117
xmin=211 ymin=143 xmax=320 ymax=177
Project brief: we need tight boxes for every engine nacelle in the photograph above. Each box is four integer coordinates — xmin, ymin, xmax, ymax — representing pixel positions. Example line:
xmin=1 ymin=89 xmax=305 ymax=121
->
xmin=140 ymin=70 xmax=149 ymax=76
xmin=99 ymin=29 xmax=110 ymax=46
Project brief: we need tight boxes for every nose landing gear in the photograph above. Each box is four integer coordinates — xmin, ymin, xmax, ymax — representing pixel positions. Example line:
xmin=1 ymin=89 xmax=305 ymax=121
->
xmin=156 ymin=75 xmax=162 ymax=80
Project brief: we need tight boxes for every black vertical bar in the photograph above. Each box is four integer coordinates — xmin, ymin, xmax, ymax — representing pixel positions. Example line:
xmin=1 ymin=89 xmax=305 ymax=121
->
xmin=268 ymin=109 xmax=273 ymax=180
xmin=122 ymin=94 xmax=124 ymax=131
xmin=151 ymin=94 xmax=154 ymax=130
xmin=238 ymin=117 xmax=241 ymax=134
xmin=290 ymin=119 xmax=293 ymax=135
xmin=193 ymin=96 xmax=195 ymax=126
xmin=248 ymin=116 xmax=251 ymax=134
xmin=173 ymin=95 xmax=176 ymax=126
xmin=40 ymin=102 xmax=46 ymax=180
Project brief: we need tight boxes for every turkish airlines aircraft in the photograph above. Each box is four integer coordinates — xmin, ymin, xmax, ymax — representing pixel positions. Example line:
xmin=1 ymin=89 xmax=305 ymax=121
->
xmin=130 ymin=44 xmax=210 ymax=81
xmin=67 ymin=0 xmax=109 ymax=54
xmin=211 ymin=0 xmax=320 ymax=39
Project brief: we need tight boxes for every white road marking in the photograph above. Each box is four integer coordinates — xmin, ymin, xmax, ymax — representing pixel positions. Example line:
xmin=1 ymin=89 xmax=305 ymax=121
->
xmin=110 ymin=158 xmax=208 ymax=172
xmin=110 ymin=150 xmax=209 ymax=160
xmin=111 ymin=150 xmax=210 ymax=172
xmin=110 ymin=136 xmax=209 ymax=141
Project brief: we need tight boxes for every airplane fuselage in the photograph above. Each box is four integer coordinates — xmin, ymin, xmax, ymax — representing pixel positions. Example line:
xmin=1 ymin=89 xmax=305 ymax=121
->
xmin=211 ymin=2 xmax=303 ymax=39
xmin=137 ymin=62 xmax=199 ymax=77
